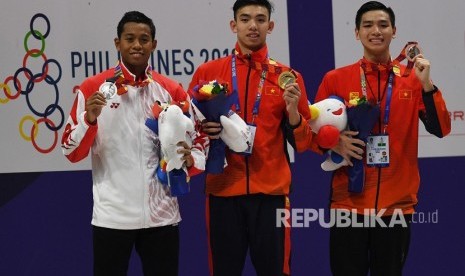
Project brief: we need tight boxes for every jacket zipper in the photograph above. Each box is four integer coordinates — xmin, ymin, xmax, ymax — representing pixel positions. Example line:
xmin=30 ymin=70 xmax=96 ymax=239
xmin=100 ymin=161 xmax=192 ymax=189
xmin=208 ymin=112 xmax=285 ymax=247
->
xmin=374 ymin=70 xmax=382 ymax=212
xmin=244 ymin=54 xmax=252 ymax=195
xmin=137 ymin=89 xmax=147 ymax=227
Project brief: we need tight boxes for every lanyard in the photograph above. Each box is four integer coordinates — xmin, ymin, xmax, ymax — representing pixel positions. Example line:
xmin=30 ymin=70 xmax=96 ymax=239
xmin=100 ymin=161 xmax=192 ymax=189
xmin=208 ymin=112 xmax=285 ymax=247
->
xmin=359 ymin=67 xmax=394 ymax=133
xmin=383 ymin=73 xmax=394 ymax=133
xmin=231 ymin=53 xmax=268 ymax=122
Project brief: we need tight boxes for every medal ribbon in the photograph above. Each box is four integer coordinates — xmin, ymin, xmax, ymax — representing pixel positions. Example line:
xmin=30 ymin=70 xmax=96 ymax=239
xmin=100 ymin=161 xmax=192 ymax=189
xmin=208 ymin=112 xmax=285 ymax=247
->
xmin=392 ymin=41 xmax=419 ymax=77
xmin=107 ymin=63 xmax=154 ymax=95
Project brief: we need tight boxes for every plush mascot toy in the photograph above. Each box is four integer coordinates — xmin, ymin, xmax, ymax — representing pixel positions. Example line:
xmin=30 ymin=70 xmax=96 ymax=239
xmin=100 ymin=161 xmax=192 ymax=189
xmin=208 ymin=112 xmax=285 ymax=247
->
xmin=309 ymin=96 xmax=348 ymax=171
xmin=219 ymin=110 xmax=250 ymax=153
xmin=145 ymin=101 xmax=193 ymax=196
xmin=156 ymin=103 xmax=194 ymax=171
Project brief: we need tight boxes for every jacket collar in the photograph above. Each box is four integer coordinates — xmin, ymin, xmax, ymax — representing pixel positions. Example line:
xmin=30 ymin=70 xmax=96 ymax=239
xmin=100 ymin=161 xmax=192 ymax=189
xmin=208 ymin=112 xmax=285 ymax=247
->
xmin=118 ymin=60 xmax=152 ymax=82
xmin=234 ymin=43 xmax=268 ymax=63
xmin=360 ymin=57 xmax=393 ymax=74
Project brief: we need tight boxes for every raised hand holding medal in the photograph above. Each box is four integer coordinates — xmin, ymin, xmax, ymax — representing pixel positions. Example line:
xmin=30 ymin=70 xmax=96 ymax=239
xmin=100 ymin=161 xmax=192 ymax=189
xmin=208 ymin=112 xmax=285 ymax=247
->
xmin=280 ymin=70 xmax=301 ymax=126
xmin=393 ymin=41 xmax=423 ymax=77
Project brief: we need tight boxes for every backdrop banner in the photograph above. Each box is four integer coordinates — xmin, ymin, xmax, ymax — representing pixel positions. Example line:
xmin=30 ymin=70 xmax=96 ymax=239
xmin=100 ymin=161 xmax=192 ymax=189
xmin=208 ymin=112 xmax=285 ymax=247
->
xmin=0 ymin=0 xmax=290 ymax=173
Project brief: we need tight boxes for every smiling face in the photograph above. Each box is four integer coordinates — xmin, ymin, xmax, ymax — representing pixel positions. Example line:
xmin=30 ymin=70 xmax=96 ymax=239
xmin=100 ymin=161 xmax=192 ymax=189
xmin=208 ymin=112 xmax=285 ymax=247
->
xmin=114 ymin=22 xmax=157 ymax=77
xmin=355 ymin=10 xmax=396 ymax=64
xmin=230 ymin=5 xmax=274 ymax=54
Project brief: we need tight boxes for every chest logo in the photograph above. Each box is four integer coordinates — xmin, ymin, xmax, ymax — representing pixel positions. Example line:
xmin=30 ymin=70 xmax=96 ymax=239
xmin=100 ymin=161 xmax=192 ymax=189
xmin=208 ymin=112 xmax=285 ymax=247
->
xmin=110 ymin=102 xmax=120 ymax=108
xmin=265 ymin=86 xmax=279 ymax=96
xmin=399 ymin=90 xmax=412 ymax=100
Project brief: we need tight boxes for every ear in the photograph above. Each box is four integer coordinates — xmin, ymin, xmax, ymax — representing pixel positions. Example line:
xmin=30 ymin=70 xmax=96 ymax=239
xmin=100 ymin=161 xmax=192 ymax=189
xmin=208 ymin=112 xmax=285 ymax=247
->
xmin=114 ymin=37 xmax=120 ymax=51
xmin=267 ymin=20 xmax=274 ymax=34
xmin=230 ymin=20 xmax=237 ymax=33
xmin=392 ymin=26 xmax=397 ymax=38
xmin=355 ymin=28 xmax=360 ymax=40
xmin=151 ymin=39 xmax=158 ymax=52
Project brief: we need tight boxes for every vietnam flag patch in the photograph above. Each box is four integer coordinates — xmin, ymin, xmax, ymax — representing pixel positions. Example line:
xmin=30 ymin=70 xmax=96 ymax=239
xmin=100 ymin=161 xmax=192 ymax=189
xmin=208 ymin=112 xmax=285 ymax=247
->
xmin=265 ymin=86 xmax=280 ymax=96
xmin=399 ymin=90 xmax=412 ymax=99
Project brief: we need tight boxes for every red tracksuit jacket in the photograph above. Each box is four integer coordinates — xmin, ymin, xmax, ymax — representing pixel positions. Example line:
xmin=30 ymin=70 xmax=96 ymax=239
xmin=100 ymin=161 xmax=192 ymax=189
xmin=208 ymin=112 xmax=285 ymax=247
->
xmin=315 ymin=58 xmax=451 ymax=215
xmin=189 ymin=43 xmax=313 ymax=196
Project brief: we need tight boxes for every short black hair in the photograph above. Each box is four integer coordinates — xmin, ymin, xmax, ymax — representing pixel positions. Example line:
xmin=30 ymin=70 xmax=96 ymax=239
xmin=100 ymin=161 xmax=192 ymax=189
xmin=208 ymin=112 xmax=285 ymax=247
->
xmin=355 ymin=1 xmax=395 ymax=29
xmin=233 ymin=0 xmax=274 ymax=20
xmin=117 ymin=11 xmax=156 ymax=39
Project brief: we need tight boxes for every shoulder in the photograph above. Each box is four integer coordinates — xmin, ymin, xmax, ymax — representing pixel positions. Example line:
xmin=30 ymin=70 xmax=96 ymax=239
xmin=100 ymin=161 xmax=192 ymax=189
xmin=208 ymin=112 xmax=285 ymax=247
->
xmin=270 ymin=59 xmax=304 ymax=78
xmin=151 ymin=71 xmax=182 ymax=89
xmin=150 ymin=71 xmax=186 ymax=100
xmin=190 ymin=56 xmax=232 ymax=89
xmin=323 ymin=62 xmax=358 ymax=79
xmin=196 ymin=56 xmax=232 ymax=73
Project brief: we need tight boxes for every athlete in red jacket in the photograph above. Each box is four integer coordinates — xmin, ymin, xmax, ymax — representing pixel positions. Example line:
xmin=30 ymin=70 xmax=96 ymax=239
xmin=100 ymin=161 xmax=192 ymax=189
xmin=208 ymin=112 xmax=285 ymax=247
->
xmin=315 ymin=2 xmax=451 ymax=275
xmin=188 ymin=1 xmax=313 ymax=275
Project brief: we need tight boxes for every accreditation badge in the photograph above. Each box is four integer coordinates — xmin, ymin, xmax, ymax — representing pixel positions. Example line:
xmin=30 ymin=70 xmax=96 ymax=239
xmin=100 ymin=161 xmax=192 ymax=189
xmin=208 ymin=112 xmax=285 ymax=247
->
xmin=366 ymin=134 xmax=390 ymax=167
xmin=99 ymin=81 xmax=117 ymax=100
xmin=241 ymin=124 xmax=256 ymax=155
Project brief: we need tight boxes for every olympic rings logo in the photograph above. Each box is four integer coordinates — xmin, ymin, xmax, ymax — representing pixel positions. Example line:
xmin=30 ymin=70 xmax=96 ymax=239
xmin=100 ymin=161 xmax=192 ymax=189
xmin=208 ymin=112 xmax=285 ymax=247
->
xmin=1 ymin=13 xmax=62 ymax=154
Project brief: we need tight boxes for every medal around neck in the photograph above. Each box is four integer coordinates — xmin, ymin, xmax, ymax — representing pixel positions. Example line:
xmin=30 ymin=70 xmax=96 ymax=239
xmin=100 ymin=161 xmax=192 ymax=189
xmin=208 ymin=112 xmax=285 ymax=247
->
xmin=278 ymin=71 xmax=296 ymax=89
xmin=99 ymin=81 xmax=117 ymax=100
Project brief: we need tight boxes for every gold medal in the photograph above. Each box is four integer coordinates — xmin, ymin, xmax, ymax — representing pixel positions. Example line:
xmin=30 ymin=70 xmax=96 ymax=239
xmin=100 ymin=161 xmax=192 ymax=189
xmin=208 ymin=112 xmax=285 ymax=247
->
xmin=278 ymin=71 xmax=296 ymax=89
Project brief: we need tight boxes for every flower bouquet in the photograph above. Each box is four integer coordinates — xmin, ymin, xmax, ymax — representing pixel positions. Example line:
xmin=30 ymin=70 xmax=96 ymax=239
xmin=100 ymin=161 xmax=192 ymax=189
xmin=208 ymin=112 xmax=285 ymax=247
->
xmin=190 ymin=80 xmax=238 ymax=174
xmin=345 ymin=95 xmax=380 ymax=193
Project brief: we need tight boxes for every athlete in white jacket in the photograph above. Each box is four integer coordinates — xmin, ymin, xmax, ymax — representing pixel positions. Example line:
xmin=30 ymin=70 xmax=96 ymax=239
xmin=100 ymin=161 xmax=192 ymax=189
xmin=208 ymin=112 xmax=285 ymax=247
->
xmin=61 ymin=11 xmax=207 ymax=275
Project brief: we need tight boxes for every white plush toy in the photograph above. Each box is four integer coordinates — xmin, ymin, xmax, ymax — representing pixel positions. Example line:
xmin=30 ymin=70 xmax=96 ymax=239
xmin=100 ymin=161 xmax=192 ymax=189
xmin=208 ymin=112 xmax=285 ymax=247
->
xmin=220 ymin=110 xmax=250 ymax=152
xmin=157 ymin=104 xmax=194 ymax=172
xmin=309 ymin=96 xmax=348 ymax=171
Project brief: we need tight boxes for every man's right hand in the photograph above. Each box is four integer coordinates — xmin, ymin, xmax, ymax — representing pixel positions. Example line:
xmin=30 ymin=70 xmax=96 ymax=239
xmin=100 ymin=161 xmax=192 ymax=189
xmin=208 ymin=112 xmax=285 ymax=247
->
xmin=85 ymin=92 xmax=106 ymax=124
xmin=331 ymin=130 xmax=365 ymax=167
xmin=201 ymin=121 xmax=222 ymax=139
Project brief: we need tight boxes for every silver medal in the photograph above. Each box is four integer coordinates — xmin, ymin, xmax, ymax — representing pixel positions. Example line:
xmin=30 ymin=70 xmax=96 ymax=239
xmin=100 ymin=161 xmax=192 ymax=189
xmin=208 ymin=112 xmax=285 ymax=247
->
xmin=99 ymin=82 xmax=117 ymax=100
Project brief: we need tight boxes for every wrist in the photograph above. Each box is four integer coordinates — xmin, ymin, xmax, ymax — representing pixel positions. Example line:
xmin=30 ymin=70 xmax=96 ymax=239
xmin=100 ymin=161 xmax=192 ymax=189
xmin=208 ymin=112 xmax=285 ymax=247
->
xmin=423 ymin=85 xmax=438 ymax=94
xmin=422 ymin=80 xmax=434 ymax=93
xmin=85 ymin=112 xmax=97 ymax=125
xmin=288 ymin=113 xmax=302 ymax=128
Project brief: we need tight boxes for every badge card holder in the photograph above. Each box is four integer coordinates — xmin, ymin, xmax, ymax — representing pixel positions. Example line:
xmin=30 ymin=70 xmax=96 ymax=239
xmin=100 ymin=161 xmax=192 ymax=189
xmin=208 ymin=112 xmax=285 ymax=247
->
xmin=366 ymin=134 xmax=390 ymax=168
xmin=240 ymin=124 xmax=256 ymax=155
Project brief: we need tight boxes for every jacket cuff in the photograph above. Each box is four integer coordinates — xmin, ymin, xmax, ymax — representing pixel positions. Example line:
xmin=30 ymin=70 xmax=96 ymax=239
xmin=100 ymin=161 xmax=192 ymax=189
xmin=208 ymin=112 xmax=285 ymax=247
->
xmin=423 ymin=85 xmax=438 ymax=95
xmin=286 ymin=114 xmax=302 ymax=130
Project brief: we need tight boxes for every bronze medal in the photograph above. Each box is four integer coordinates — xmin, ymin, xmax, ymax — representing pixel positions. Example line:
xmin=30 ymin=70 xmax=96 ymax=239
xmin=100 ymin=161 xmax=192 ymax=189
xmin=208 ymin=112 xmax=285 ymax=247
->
xmin=405 ymin=44 xmax=421 ymax=61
